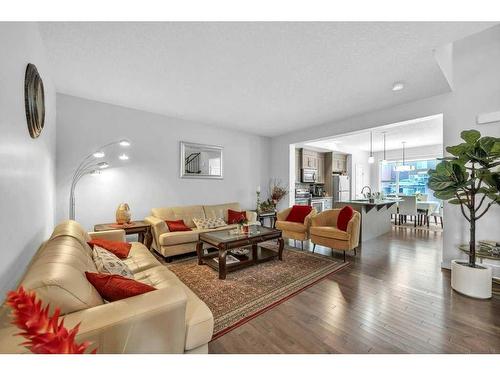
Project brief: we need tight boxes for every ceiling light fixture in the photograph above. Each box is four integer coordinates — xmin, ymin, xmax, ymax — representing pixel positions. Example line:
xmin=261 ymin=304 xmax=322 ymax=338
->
xmin=368 ymin=132 xmax=375 ymax=164
xmin=119 ymin=153 xmax=129 ymax=161
xmin=395 ymin=142 xmax=415 ymax=172
xmin=97 ymin=162 xmax=109 ymax=169
xmin=119 ymin=139 xmax=131 ymax=147
xmin=392 ymin=82 xmax=404 ymax=91
xmin=93 ymin=151 xmax=105 ymax=158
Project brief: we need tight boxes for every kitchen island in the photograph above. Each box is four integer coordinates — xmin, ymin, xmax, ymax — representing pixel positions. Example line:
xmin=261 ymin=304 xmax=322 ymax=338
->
xmin=333 ymin=200 xmax=398 ymax=242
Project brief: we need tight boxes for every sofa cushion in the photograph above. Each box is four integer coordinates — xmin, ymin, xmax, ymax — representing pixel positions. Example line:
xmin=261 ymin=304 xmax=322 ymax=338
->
xmin=192 ymin=217 xmax=227 ymax=230
xmin=88 ymin=238 xmax=131 ymax=259
xmin=134 ymin=266 xmax=181 ymax=287
xmin=21 ymin=232 xmax=104 ymax=315
xmin=165 ymin=220 xmax=192 ymax=232
xmin=92 ymin=246 xmax=134 ymax=278
xmin=123 ymin=242 xmax=161 ymax=273
xmin=159 ymin=230 xmax=200 ymax=246
xmin=286 ymin=205 xmax=313 ymax=223
xmin=203 ymin=202 xmax=241 ymax=222
xmin=310 ymin=226 xmax=350 ymax=240
xmin=337 ymin=205 xmax=354 ymax=231
xmin=275 ymin=220 xmax=307 ymax=233
xmin=151 ymin=205 xmax=205 ymax=228
xmin=85 ymin=272 xmax=156 ymax=302
xmin=228 ymin=209 xmax=247 ymax=224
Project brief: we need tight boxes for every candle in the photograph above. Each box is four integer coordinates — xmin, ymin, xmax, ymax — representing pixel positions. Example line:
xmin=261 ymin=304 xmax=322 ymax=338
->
xmin=256 ymin=185 xmax=261 ymax=193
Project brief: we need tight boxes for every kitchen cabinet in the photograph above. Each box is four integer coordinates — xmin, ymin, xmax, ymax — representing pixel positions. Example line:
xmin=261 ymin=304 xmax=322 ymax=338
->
xmin=332 ymin=154 xmax=347 ymax=173
xmin=301 ymin=149 xmax=319 ymax=170
xmin=316 ymin=154 xmax=325 ymax=183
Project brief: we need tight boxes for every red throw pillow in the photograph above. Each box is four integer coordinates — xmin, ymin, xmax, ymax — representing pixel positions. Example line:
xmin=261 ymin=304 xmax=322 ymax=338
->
xmin=165 ymin=220 xmax=192 ymax=232
xmin=85 ymin=272 xmax=156 ymax=302
xmin=286 ymin=205 xmax=313 ymax=223
xmin=87 ymin=238 xmax=131 ymax=259
xmin=337 ymin=205 xmax=354 ymax=231
xmin=228 ymin=209 xmax=247 ymax=224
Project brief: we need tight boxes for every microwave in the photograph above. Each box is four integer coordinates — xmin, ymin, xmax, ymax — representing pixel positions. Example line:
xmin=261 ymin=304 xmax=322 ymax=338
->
xmin=301 ymin=168 xmax=317 ymax=183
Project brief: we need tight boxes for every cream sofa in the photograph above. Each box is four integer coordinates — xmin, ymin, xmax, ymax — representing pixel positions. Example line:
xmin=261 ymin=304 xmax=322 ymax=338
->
xmin=145 ymin=202 xmax=258 ymax=260
xmin=0 ymin=220 xmax=214 ymax=354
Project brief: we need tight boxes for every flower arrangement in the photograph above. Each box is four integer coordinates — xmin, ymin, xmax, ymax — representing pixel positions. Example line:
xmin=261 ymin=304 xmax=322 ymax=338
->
xmin=6 ymin=287 xmax=95 ymax=354
xmin=269 ymin=178 xmax=288 ymax=206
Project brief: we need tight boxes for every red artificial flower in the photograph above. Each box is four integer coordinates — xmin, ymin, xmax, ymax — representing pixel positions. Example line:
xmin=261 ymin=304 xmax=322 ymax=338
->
xmin=6 ymin=286 xmax=96 ymax=354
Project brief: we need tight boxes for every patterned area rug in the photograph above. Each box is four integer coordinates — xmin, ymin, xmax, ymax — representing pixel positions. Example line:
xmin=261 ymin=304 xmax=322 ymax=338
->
xmin=165 ymin=242 xmax=349 ymax=339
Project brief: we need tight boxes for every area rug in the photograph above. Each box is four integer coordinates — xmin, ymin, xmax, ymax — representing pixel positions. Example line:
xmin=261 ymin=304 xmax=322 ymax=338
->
xmin=165 ymin=242 xmax=349 ymax=340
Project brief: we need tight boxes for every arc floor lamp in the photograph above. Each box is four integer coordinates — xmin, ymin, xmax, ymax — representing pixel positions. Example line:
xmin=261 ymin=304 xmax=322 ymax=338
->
xmin=69 ymin=139 xmax=131 ymax=220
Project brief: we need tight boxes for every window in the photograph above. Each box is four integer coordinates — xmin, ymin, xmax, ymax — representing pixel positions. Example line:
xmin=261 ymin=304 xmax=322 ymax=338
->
xmin=379 ymin=159 xmax=439 ymax=202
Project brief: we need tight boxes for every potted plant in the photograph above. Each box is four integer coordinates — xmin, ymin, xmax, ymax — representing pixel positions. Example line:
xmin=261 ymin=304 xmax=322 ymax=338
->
xmin=428 ymin=129 xmax=499 ymax=299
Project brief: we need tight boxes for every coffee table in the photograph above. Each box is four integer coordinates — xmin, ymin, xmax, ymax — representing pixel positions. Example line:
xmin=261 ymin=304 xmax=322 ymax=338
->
xmin=196 ymin=226 xmax=284 ymax=280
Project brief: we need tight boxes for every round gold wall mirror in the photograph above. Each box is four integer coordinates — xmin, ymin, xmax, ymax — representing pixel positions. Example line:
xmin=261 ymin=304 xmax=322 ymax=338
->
xmin=24 ymin=63 xmax=45 ymax=138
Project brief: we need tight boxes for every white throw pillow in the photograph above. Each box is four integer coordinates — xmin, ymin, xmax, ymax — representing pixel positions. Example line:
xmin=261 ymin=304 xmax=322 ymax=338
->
xmin=92 ymin=246 xmax=134 ymax=279
xmin=192 ymin=217 xmax=227 ymax=230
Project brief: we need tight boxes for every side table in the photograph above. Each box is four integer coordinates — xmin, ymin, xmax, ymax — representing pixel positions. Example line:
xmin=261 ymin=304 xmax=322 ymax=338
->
xmin=93 ymin=220 xmax=153 ymax=250
xmin=257 ymin=211 xmax=277 ymax=228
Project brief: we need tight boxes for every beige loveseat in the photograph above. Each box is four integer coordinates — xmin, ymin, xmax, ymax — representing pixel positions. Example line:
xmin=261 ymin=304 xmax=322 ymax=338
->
xmin=145 ymin=202 xmax=258 ymax=260
xmin=0 ymin=220 xmax=214 ymax=354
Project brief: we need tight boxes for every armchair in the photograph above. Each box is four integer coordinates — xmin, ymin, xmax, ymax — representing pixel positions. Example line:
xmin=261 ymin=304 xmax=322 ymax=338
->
xmin=310 ymin=209 xmax=360 ymax=261
xmin=275 ymin=207 xmax=317 ymax=250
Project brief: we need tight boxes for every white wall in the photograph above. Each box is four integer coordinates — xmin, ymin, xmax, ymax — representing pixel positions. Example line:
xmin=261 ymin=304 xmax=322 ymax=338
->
xmin=56 ymin=94 xmax=271 ymax=230
xmin=0 ymin=23 xmax=56 ymax=298
xmin=369 ymin=144 xmax=443 ymax=190
xmin=271 ymin=25 xmax=500 ymax=272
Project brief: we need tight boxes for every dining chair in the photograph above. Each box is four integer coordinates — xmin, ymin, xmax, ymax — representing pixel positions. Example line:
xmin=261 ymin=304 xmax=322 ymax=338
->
xmin=398 ymin=195 xmax=417 ymax=227
xmin=431 ymin=203 xmax=444 ymax=228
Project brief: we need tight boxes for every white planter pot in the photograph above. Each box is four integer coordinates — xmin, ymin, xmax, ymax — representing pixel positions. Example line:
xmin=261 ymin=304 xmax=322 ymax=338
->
xmin=451 ymin=260 xmax=492 ymax=299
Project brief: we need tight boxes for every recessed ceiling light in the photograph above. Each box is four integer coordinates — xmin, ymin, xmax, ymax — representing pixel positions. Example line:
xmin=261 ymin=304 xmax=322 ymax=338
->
xmin=93 ymin=151 xmax=105 ymax=158
xmin=119 ymin=154 xmax=129 ymax=161
xmin=392 ymin=82 xmax=404 ymax=91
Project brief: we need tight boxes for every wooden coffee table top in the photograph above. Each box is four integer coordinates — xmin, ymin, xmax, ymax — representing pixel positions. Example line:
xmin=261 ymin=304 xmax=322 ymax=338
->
xmin=199 ymin=226 xmax=281 ymax=248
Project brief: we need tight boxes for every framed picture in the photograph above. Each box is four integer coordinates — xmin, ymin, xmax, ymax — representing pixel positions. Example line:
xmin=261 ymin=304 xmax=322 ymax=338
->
xmin=180 ymin=141 xmax=223 ymax=179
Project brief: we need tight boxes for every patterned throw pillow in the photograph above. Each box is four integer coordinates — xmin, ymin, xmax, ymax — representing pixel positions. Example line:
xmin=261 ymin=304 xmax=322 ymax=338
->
xmin=92 ymin=246 xmax=134 ymax=279
xmin=192 ymin=217 xmax=227 ymax=230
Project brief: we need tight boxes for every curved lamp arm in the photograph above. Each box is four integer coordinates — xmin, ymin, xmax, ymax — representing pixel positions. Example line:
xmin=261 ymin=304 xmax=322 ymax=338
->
xmin=69 ymin=139 xmax=130 ymax=220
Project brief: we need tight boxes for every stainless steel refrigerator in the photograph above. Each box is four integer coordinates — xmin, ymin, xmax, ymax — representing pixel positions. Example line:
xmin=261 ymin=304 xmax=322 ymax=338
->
xmin=332 ymin=175 xmax=350 ymax=202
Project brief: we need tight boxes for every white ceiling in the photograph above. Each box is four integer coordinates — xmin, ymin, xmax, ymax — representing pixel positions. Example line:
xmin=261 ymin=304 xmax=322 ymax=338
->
xmin=303 ymin=114 xmax=443 ymax=152
xmin=38 ymin=22 xmax=495 ymax=137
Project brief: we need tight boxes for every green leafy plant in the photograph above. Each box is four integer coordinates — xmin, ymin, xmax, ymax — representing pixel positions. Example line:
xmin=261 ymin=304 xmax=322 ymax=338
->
xmin=428 ymin=130 xmax=500 ymax=267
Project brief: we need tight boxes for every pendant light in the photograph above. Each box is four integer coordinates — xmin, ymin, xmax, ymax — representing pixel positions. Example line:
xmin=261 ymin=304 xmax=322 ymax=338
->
xmin=395 ymin=141 xmax=415 ymax=172
xmin=368 ymin=131 xmax=375 ymax=164
xmin=381 ymin=132 xmax=387 ymax=164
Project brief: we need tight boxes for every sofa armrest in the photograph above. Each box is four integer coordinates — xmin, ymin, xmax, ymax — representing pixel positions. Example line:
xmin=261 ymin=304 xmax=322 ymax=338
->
xmin=304 ymin=209 xmax=317 ymax=228
xmin=88 ymin=229 xmax=126 ymax=242
xmin=66 ymin=287 xmax=187 ymax=354
xmin=145 ymin=216 xmax=168 ymax=249
xmin=246 ymin=210 xmax=257 ymax=223
xmin=277 ymin=207 xmax=292 ymax=221
xmin=0 ymin=287 xmax=188 ymax=354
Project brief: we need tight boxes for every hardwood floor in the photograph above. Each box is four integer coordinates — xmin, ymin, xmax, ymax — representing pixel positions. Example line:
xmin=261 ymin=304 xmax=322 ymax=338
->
xmin=209 ymin=226 xmax=500 ymax=353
